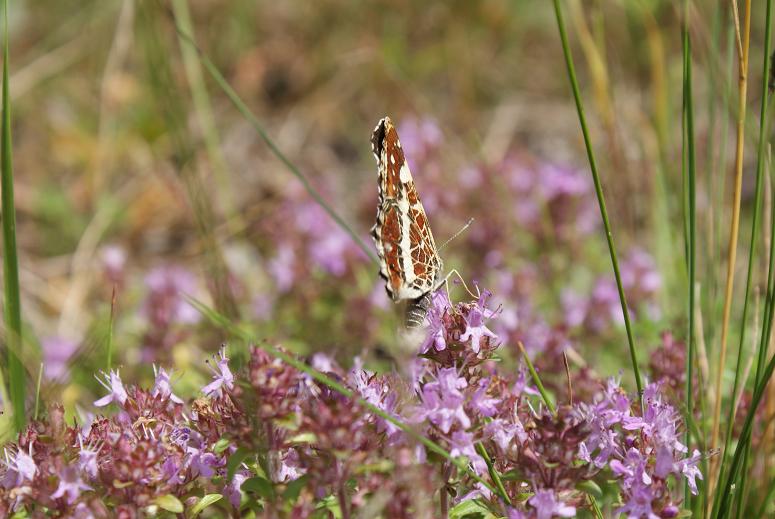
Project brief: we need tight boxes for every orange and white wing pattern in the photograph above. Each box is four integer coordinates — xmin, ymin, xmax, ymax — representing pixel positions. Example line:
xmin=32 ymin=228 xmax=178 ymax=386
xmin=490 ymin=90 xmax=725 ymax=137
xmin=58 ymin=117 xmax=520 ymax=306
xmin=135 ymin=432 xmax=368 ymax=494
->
xmin=370 ymin=116 xmax=443 ymax=302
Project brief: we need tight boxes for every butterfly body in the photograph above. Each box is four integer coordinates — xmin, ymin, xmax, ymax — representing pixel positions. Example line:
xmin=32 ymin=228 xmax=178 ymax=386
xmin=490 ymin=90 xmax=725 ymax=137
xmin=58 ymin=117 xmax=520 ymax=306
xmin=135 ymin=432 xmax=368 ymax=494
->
xmin=370 ymin=117 xmax=444 ymax=306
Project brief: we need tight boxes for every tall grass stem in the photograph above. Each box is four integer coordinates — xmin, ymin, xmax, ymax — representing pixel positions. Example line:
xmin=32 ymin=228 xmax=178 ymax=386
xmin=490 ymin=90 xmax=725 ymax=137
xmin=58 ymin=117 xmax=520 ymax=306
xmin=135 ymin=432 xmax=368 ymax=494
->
xmin=712 ymin=0 xmax=752 ymax=466
xmin=716 ymin=0 xmax=773 ymax=511
xmin=551 ymin=0 xmax=643 ymax=401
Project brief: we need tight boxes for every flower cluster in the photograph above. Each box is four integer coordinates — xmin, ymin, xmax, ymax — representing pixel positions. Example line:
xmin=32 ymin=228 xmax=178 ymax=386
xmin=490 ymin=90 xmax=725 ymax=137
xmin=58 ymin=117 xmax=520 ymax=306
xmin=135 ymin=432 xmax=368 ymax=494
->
xmin=0 ymin=284 xmax=700 ymax=517
xmin=578 ymin=378 xmax=702 ymax=517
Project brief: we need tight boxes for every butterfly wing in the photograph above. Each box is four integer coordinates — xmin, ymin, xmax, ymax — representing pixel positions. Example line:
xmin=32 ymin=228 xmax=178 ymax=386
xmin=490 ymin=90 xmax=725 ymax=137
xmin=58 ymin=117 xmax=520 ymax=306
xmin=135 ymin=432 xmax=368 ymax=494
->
xmin=370 ymin=116 xmax=443 ymax=301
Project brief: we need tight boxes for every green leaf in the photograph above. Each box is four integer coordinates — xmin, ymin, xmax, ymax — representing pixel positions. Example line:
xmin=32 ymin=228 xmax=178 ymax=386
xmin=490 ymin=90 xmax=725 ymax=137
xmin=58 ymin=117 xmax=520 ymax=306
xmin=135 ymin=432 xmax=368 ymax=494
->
xmin=213 ymin=437 xmax=231 ymax=455
xmin=282 ymin=475 xmax=309 ymax=503
xmin=155 ymin=494 xmax=184 ymax=513
xmin=226 ymin=446 xmax=252 ymax=482
xmin=242 ymin=476 xmax=275 ymax=500
xmin=189 ymin=493 xmax=223 ymax=517
xmin=576 ymin=480 xmax=603 ymax=499
xmin=449 ymin=499 xmax=497 ymax=519
xmin=288 ymin=432 xmax=317 ymax=444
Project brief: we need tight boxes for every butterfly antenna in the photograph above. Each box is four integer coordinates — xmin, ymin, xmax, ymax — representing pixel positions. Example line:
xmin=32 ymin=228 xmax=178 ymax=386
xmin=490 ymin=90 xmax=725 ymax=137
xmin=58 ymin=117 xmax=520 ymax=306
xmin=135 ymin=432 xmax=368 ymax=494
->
xmin=438 ymin=218 xmax=474 ymax=251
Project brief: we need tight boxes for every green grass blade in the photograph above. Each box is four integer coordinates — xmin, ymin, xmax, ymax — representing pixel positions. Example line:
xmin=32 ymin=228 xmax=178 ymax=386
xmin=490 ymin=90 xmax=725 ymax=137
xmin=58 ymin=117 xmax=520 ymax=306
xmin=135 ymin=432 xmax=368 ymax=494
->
xmin=171 ymin=22 xmax=377 ymax=266
xmin=551 ymin=0 xmax=642 ymax=402
xmin=170 ymin=0 xmax=235 ymax=219
xmin=715 ymin=348 xmax=775 ymax=517
xmin=1 ymin=0 xmax=25 ymax=432
xmin=33 ymin=362 xmax=42 ymax=421
xmin=106 ymin=285 xmax=116 ymax=370
xmin=681 ymin=4 xmax=697 ymax=495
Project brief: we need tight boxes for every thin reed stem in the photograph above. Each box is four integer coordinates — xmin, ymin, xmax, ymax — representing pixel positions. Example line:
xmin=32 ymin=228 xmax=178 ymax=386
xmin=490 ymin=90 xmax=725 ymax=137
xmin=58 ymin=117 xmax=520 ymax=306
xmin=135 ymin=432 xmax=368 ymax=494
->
xmin=551 ymin=0 xmax=642 ymax=402
xmin=716 ymin=0 xmax=773 ymax=511
xmin=711 ymin=0 xmax=752 ymax=479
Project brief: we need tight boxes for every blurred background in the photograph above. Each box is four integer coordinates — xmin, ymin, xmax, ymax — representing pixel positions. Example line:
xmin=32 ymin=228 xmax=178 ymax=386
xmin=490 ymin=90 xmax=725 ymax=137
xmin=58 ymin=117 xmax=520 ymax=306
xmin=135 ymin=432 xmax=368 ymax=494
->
xmin=4 ymin=0 xmax=769 ymax=421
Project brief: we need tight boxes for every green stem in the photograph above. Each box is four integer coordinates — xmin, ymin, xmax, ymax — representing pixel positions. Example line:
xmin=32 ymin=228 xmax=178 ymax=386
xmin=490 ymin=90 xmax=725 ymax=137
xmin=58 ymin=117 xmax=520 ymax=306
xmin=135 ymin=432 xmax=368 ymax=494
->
xmin=517 ymin=341 xmax=555 ymax=415
xmin=551 ymin=0 xmax=642 ymax=401
xmin=475 ymin=442 xmax=510 ymax=505
xmin=588 ymin=494 xmax=603 ymax=519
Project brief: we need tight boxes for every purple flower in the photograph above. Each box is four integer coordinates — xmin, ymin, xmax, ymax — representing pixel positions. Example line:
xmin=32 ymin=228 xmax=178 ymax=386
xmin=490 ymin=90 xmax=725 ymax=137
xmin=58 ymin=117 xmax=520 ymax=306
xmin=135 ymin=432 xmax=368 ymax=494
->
xmin=2 ymin=444 xmax=37 ymax=487
xmin=202 ymin=348 xmax=234 ymax=398
xmin=142 ymin=265 xmax=200 ymax=326
xmin=101 ymin=244 xmax=126 ymax=284
xmin=610 ymin=448 xmax=652 ymax=488
xmin=41 ymin=336 xmax=79 ymax=381
xmin=677 ymin=449 xmax=703 ymax=495
xmin=94 ymin=370 xmax=128 ymax=407
xmin=311 ymin=352 xmax=336 ymax=373
xmin=309 ymin=230 xmax=351 ymax=276
xmin=414 ymin=368 xmax=470 ymax=434
xmin=226 ymin=471 xmax=249 ymax=508
xmin=78 ymin=437 xmax=100 ymax=479
xmin=186 ymin=447 xmax=219 ymax=478
xmin=506 ymin=507 xmax=527 ymax=519
xmin=484 ymin=418 xmax=526 ymax=451
xmin=74 ymin=503 xmax=96 ymax=519
xmin=350 ymin=367 xmax=401 ymax=439
xmin=459 ymin=290 xmax=498 ymax=354
xmin=252 ymin=294 xmax=274 ymax=320
xmin=420 ymin=291 xmax=451 ymax=353
xmin=271 ymin=448 xmax=305 ymax=483
xmin=622 ymin=382 xmax=685 ymax=454
xmin=448 ymin=430 xmax=487 ymax=476
xmin=397 ymin=117 xmax=442 ymax=169
xmin=621 ymin=249 xmax=661 ymax=294
xmin=268 ymin=244 xmax=296 ymax=292
xmin=51 ymin=466 xmax=92 ymax=504
xmin=151 ymin=366 xmax=184 ymax=404
xmin=577 ymin=377 xmax=633 ymax=467
xmin=469 ymin=379 xmax=499 ymax=417
xmin=537 ymin=163 xmax=589 ymax=199
xmin=616 ymin=480 xmax=659 ymax=519
xmin=528 ymin=489 xmax=576 ymax=519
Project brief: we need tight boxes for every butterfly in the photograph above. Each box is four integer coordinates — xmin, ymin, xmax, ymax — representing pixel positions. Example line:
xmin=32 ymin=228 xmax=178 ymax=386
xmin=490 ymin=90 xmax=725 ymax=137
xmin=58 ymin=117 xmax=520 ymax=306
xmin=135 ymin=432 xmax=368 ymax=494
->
xmin=370 ymin=116 xmax=444 ymax=327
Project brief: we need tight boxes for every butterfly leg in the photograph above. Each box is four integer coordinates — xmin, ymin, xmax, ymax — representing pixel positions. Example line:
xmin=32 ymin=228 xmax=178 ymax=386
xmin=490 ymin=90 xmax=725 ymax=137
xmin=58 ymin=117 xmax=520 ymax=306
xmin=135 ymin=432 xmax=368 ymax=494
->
xmin=441 ymin=268 xmax=480 ymax=301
